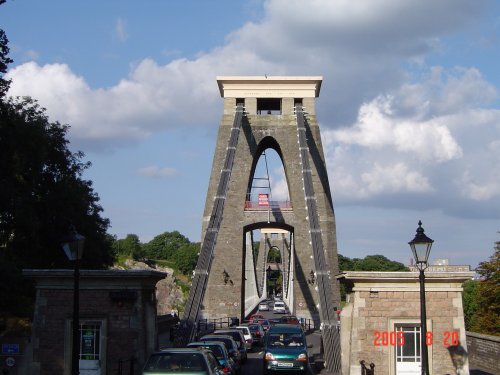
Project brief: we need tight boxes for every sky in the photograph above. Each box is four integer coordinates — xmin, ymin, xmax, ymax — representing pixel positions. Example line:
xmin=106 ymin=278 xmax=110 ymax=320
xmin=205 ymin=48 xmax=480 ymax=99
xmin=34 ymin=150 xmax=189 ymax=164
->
xmin=3 ymin=0 xmax=500 ymax=269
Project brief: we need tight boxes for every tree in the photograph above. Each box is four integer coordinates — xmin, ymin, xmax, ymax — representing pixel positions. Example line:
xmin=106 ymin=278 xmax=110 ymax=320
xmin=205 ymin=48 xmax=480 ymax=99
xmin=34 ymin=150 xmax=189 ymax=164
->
xmin=0 ymin=2 xmax=13 ymax=98
xmin=143 ymin=231 xmax=191 ymax=260
xmin=267 ymin=247 xmax=281 ymax=263
xmin=0 ymin=97 xmax=114 ymax=270
xmin=462 ymin=280 xmax=479 ymax=330
xmin=171 ymin=242 xmax=200 ymax=275
xmin=0 ymin=25 xmax=114 ymax=317
xmin=338 ymin=254 xmax=408 ymax=272
xmin=337 ymin=254 xmax=409 ymax=301
xmin=114 ymin=234 xmax=144 ymax=260
xmin=470 ymin=243 xmax=499 ymax=335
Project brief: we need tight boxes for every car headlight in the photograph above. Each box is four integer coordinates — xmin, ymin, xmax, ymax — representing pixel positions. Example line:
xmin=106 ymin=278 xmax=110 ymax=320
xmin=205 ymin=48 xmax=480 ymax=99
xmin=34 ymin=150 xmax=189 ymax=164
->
xmin=264 ymin=352 xmax=275 ymax=361
xmin=297 ymin=353 xmax=308 ymax=362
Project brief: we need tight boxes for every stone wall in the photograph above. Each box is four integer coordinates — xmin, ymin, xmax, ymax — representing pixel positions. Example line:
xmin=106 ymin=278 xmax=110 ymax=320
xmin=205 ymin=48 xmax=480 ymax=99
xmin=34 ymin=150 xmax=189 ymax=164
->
xmin=338 ymin=271 xmax=474 ymax=375
xmin=466 ymin=331 xmax=500 ymax=374
xmin=22 ymin=269 xmax=166 ymax=375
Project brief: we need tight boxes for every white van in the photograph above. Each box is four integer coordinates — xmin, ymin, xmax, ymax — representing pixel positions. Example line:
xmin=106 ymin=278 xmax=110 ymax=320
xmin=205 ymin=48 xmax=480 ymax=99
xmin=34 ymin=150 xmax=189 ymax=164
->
xmin=273 ymin=301 xmax=286 ymax=314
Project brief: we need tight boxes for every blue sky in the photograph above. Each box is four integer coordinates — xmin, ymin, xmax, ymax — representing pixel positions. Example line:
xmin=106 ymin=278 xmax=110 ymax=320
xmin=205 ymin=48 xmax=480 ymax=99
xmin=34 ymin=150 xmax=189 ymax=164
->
xmin=3 ymin=0 xmax=500 ymax=268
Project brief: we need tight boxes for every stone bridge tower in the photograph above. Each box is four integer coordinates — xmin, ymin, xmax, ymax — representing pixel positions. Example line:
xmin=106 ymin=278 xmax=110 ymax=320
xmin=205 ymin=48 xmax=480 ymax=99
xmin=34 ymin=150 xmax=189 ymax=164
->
xmin=191 ymin=76 xmax=341 ymax=325
xmin=180 ymin=76 xmax=342 ymax=372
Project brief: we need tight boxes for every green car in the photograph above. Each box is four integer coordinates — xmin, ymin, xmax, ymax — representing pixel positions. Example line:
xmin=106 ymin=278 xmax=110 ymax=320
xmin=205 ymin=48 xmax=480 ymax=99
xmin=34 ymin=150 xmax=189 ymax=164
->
xmin=143 ymin=347 xmax=223 ymax=375
xmin=263 ymin=324 xmax=310 ymax=375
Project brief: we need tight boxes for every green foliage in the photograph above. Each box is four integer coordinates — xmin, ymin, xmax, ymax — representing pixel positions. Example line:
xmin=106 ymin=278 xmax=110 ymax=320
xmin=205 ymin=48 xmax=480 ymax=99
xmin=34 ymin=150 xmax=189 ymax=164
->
xmin=171 ymin=242 xmax=200 ymax=275
xmin=143 ymin=230 xmax=191 ymax=260
xmin=0 ymin=97 xmax=114 ymax=270
xmin=0 ymin=16 xmax=13 ymax=98
xmin=114 ymin=234 xmax=144 ymax=260
xmin=110 ymin=231 xmax=199 ymax=276
xmin=0 ymin=24 xmax=113 ymax=318
xmin=338 ymin=254 xmax=408 ymax=301
xmin=462 ymin=280 xmax=479 ymax=330
xmin=470 ymin=245 xmax=499 ymax=335
xmin=338 ymin=254 xmax=408 ymax=272
xmin=267 ymin=247 xmax=281 ymax=263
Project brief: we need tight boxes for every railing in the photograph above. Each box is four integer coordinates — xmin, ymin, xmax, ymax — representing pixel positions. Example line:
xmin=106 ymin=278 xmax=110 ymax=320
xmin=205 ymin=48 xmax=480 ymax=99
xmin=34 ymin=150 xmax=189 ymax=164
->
xmin=300 ymin=317 xmax=320 ymax=332
xmin=196 ymin=317 xmax=238 ymax=337
xmin=117 ymin=358 xmax=136 ymax=375
xmin=360 ymin=360 xmax=375 ymax=375
xmin=244 ymin=200 xmax=293 ymax=210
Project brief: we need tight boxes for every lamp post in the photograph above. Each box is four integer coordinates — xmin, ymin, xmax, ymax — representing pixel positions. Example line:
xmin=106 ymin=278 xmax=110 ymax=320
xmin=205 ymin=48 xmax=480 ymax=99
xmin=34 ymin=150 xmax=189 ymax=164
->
xmin=408 ymin=220 xmax=433 ymax=375
xmin=62 ymin=225 xmax=85 ymax=375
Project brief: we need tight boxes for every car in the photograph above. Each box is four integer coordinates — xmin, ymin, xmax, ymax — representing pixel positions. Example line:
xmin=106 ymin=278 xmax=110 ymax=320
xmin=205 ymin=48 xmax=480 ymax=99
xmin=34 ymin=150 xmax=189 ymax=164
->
xmin=273 ymin=301 xmax=286 ymax=314
xmin=211 ymin=330 xmax=248 ymax=363
xmin=187 ymin=341 xmax=236 ymax=375
xmin=258 ymin=302 xmax=270 ymax=311
xmin=262 ymin=324 xmax=310 ymax=375
xmin=279 ymin=316 xmax=300 ymax=325
xmin=248 ymin=313 xmax=265 ymax=322
xmin=247 ymin=323 xmax=265 ymax=346
xmin=200 ymin=335 xmax=242 ymax=372
xmin=235 ymin=326 xmax=253 ymax=350
xmin=254 ymin=319 xmax=271 ymax=332
xmin=142 ymin=347 xmax=222 ymax=375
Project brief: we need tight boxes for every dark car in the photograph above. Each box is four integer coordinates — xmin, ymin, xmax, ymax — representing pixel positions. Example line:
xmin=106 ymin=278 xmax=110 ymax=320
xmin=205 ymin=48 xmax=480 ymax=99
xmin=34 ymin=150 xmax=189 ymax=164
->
xmin=211 ymin=330 xmax=248 ymax=363
xmin=247 ymin=323 xmax=265 ymax=346
xmin=143 ymin=347 xmax=222 ymax=375
xmin=262 ymin=324 xmax=310 ymax=375
xmin=200 ymin=335 xmax=242 ymax=372
xmin=187 ymin=341 xmax=236 ymax=375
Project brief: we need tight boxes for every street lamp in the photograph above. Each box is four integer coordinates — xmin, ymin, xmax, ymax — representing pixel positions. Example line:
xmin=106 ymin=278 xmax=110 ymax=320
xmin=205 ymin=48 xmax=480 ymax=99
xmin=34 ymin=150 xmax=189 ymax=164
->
xmin=62 ymin=225 xmax=85 ymax=375
xmin=408 ymin=220 xmax=433 ymax=375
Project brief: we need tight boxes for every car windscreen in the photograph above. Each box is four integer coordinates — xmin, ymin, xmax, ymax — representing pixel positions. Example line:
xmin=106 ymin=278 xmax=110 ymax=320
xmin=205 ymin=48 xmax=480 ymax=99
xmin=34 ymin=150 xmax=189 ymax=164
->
xmin=144 ymin=352 xmax=208 ymax=372
xmin=201 ymin=337 xmax=233 ymax=352
xmin=267 ymin=333 xmax=305 ymax=348
xmin=214 ymin=332 xmax=242 ymax=347
xmin=189 ymin=344 xmax=224 ymax=359
xmin=236 ymin=328 xmax=249 ymax=336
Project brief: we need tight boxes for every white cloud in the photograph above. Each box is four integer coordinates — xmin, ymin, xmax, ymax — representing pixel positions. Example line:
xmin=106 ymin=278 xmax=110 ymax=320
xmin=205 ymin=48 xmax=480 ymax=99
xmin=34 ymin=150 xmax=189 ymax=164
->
xmin=7 ymin=0 xmax=491 ymax=151
xmin=137 ymin=166 xmax=176 ymax=178
xmin=330 ymin=94 xmax=463 ymax=163
xmin=361 ymin=163 xmax=433 ymax=194
xmin=5 ymin=0 xmax=500 ymax=219
xmin=115 ymin=17 xmax=128 ymax=42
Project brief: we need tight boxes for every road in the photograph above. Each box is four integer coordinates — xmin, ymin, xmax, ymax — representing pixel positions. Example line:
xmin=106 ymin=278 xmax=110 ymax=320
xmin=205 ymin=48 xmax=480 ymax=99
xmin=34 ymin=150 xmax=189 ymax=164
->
xmin=240 ymin=300 xmax=322 ymax=375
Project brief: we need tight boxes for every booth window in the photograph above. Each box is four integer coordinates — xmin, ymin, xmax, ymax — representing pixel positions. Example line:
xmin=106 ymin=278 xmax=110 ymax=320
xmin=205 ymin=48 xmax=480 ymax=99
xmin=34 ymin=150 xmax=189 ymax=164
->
xmin=257 ymin=98 xmax=281 ymax=115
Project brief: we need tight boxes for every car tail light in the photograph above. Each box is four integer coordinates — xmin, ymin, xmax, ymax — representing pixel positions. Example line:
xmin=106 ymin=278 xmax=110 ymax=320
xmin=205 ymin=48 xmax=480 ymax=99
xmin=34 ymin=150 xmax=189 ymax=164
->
xmin=256 ymin=332 xmax=261 ymax=336
xmin=265 ymin=352 xmax=275 ymax=361
xmin=297 ymin=353 xmax=307 ymax=362
xmin=222 ymin=367 xmax=231 ymax=373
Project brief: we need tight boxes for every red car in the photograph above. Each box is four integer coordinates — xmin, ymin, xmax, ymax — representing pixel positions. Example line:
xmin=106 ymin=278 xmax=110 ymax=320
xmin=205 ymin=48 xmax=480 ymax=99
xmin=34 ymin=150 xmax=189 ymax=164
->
xmin=279 ymin=315 xmax=300 ymax=325
xmin=247 ymin=313 xmax=265 ymax=322
xmin=254 ymin=319 xmax=271 ymax=332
